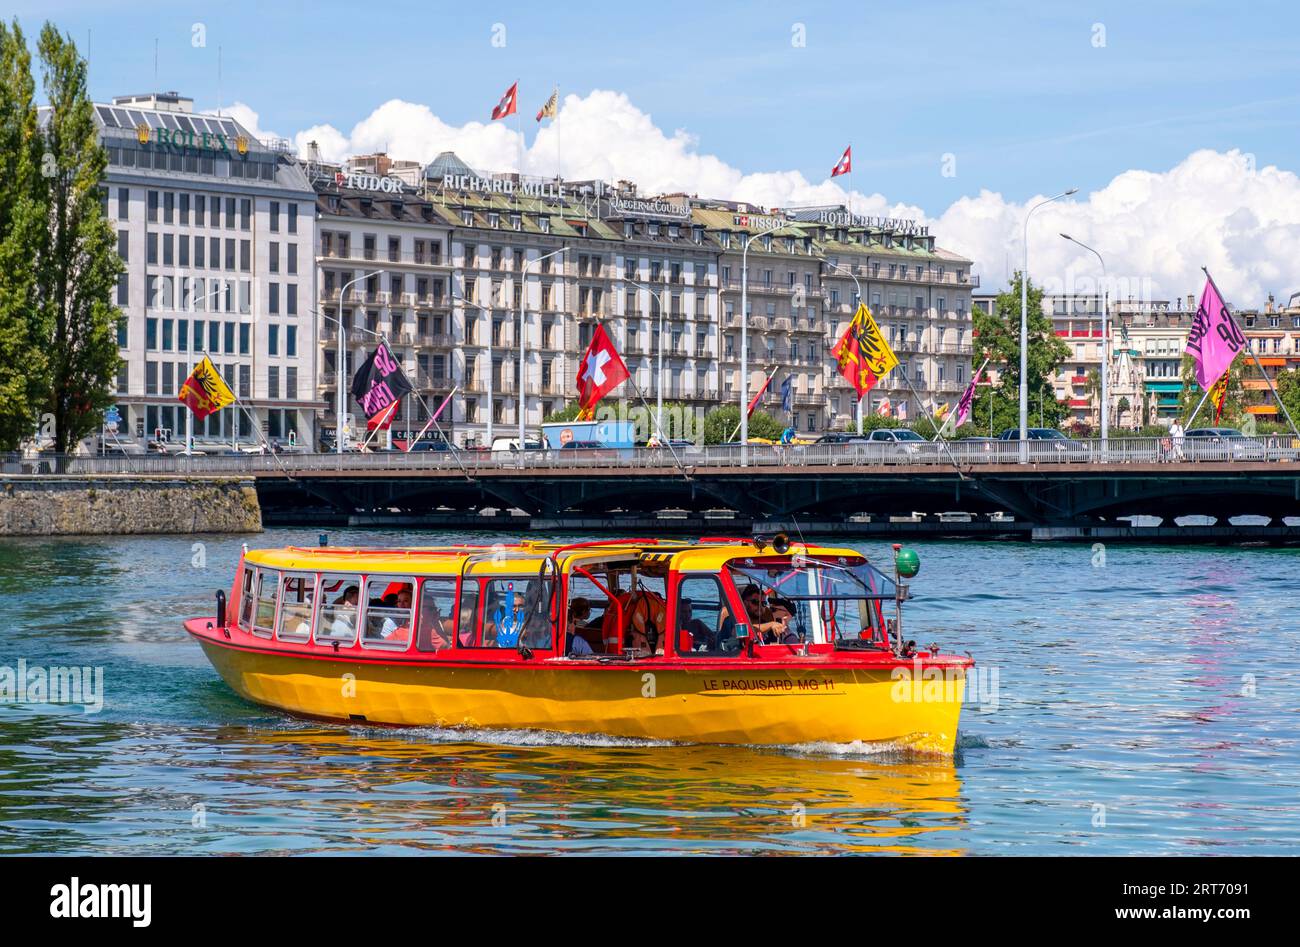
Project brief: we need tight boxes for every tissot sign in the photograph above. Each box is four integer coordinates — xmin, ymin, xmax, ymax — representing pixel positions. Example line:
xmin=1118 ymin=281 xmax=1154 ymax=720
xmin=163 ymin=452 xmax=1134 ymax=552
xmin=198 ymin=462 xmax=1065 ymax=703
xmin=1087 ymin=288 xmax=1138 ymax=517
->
xmin=732 ymin=213 xmax=787 ymax=231
xmin=336 ymin=171 xmax=406 ymax=194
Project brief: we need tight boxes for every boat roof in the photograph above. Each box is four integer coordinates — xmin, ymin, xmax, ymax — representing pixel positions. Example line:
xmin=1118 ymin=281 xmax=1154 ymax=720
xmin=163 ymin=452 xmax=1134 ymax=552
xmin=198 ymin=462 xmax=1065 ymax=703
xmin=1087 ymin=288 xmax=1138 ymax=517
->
xmin=242 ymin=539 xmax=869 ymax=575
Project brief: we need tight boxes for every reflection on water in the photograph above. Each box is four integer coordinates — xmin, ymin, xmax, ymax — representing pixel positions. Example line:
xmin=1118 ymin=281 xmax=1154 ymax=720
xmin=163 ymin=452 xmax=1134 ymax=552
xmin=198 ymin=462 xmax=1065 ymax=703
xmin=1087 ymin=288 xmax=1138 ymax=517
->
xmin=2 ymin=529 xmax=1299 ymax=855
xmin=0 ymin=716 xmax=964 ymax=855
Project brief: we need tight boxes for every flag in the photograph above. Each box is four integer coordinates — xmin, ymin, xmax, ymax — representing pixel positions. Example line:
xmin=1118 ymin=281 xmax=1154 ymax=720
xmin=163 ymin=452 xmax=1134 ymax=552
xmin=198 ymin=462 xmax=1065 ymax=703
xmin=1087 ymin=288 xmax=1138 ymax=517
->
xmin=780 ymin=374 xmax=794 ymax=414
xmin=536 ymin=87 xmax=558 ymax=122
xmin=350 ymin=341 xmax=413 ymax=427
xmin=831 ymin=145 xmax=851 ymax=178
xmin=832 ymin=302 xmax=899 ymax=398
xmin=954 ymin=375 xmax=979 ymax=428
xmin=491 ymin=82 xmax=518 ymax=121
xmin=178 ymin=355 xmax=235 ymax=422
xmin=1210 ymin=372 xmax=1229 ymax=424
xmin=877 ymin=398 xmax=892 ymax=417
xmin=746 ymin=370 xmax=776 ymax=418
xmin=934 ymin=402 xmax=951 ymax=421
xmin=1185 ymin=272 xmax=1244 ymax=390
xmin=897 ymin=400 xmax=908 ymax=421
xmin=576 ymin=324 xmax=629 ymax=420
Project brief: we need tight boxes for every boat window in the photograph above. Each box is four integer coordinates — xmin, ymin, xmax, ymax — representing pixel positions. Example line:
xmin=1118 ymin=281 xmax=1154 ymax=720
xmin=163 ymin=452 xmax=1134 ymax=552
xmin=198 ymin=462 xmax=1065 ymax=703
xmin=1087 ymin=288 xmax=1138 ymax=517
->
xmin=456 ymin=580 xmax=481 ymax=647
xmin=477 ymin=577 xmax=552 ymax=649
xmin=252 ymin=568 xmax=280 ymax=637
xmin=316 ymin=574 xmax=361 ymax=645
xmin=673 ymin=575 xmax=742 ymax=656
xmin=416 ymin=577 xmax=458 ymax=652
xmin=361 ymin=577 xmax=415 ymax=650
xmin=238 ymin=566 xmax=255 ymax=629
xmin=726 ymin=556 xmax=892 ymax=648
xmin=277 ymin=572 xmax=317 ymax=642
xmin=566 ymin=559 xmax=665 ymax=654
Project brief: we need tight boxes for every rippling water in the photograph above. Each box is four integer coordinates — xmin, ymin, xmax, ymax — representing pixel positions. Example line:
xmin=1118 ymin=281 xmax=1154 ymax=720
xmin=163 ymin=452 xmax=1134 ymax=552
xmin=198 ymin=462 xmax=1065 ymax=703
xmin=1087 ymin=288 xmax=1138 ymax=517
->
xmin=1 ymin=529 xmax=1297 ymax=855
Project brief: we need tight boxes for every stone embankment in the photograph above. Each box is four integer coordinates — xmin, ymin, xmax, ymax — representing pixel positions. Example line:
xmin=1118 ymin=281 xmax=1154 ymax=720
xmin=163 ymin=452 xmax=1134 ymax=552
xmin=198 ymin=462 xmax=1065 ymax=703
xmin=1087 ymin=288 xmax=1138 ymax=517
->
xmin=0 ymin=477 xmax=262 ymax=536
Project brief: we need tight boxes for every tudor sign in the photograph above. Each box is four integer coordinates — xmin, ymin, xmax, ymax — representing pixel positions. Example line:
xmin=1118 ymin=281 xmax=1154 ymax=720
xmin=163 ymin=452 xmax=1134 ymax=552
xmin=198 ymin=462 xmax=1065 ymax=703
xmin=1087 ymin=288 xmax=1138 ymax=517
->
xmin=335 ymin=171 xmax=405 ymax=194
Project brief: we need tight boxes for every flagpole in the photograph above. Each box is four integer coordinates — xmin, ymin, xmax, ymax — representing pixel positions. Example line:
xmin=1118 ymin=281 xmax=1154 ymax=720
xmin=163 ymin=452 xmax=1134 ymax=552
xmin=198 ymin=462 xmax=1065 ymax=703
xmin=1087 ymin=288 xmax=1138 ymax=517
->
xmin=1202 ymin=266 xmax=1300 ymax=441
xmin=406 ymin=386 xmax=458 ymax=451
xmin=898 ymin=367 xmax=966 ymax=477
xmin=730 ymin=365 xmax=779 ymax=442
xmin=1184 ymin=381 xmax=1215 ymax=430
xmin=555 ymin=86 xmax=561 ymax=181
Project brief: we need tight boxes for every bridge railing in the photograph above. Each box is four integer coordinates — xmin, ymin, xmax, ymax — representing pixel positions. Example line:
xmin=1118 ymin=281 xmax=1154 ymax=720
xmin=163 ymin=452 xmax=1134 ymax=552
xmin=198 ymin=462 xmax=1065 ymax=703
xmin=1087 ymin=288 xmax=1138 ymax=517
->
xmin=5 ymin=435 xmax=1300 ymax=476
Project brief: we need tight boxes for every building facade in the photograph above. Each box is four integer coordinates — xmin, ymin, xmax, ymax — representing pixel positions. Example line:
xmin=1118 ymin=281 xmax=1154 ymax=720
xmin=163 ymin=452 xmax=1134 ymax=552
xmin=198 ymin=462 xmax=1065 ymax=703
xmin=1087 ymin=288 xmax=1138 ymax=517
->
xmin=303 ymin=153 xmax=975 ymax=447
xmin=93 ymin=91 xmax=319 ymax=449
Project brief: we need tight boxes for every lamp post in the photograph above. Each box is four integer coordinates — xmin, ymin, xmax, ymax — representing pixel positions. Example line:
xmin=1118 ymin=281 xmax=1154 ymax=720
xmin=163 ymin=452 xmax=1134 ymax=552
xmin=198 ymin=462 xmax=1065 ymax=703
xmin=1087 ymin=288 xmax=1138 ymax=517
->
xmin=1061 ymin=233 xmax=1109 ymax=451
xmin=739 ymin=230 xmax=772 ymax=467
xmin=627 ymin=277 xmax=668 ymax=442
xmin=825 ymin=261 xmax=864 ymax=434
xmin=453 ymin=287 xmax=494 ymax=445
xmin=518 ymin=246 xmax=568 ymax=446
xmin=1019 ymin=188 xmax=1076 ymax=461
xmin=334 ymin=269 xmax=384 ymax=453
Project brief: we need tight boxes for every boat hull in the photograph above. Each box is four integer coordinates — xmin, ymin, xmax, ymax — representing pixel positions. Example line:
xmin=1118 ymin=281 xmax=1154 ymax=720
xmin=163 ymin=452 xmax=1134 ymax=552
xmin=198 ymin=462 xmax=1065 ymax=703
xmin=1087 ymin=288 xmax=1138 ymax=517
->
xmin=198 ymin=639 xmax=967 ymax=754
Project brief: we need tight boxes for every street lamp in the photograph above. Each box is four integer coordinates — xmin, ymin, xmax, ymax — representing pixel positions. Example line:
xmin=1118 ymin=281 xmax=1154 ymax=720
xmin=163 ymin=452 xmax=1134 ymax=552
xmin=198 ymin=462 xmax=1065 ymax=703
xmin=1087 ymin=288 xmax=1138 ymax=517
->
xmin=825 ymin=261 xmax=864 ymax=434
xmin=453 ymin=285 xmax=496 ymax=445
xmin=627 ymin=277 xmax=669 ymax=443
xmin=334 ymin=269 xmax=384 ymax=453
xmin=1060 ymin=233 xmax=1109 ymax=451
xmin=1019 ymin=188 xmax=1076 ymax=460
xmin=518 ymin=246 xmax=568 ymax=446
xmin=739 ymin=229 xmax=776 ymax=467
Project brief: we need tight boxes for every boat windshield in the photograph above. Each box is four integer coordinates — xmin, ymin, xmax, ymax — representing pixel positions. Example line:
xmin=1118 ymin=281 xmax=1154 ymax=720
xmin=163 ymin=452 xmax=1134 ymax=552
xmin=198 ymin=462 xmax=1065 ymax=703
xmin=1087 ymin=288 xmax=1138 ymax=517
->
xmin=725 ymin=554 xmax=895 ymax=647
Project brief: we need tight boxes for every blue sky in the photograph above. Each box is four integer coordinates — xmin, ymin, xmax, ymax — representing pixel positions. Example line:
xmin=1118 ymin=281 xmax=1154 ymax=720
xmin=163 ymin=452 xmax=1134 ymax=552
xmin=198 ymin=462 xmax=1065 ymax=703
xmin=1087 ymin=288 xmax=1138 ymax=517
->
xmin=15 ymin=0 xmax=1299 ymax=217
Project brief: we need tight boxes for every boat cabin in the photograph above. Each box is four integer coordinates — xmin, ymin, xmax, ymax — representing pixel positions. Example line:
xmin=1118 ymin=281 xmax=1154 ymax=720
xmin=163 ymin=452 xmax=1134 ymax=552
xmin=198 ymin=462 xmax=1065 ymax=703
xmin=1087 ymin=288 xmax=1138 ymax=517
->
xmin=228 ymin=538 xmax=903 ymax=664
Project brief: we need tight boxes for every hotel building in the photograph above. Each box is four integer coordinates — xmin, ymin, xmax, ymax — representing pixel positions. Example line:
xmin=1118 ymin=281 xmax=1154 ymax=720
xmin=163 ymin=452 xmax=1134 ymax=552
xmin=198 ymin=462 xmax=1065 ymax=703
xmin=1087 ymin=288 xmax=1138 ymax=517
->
xmin=92 ymin=91 xmax=319 ymax=449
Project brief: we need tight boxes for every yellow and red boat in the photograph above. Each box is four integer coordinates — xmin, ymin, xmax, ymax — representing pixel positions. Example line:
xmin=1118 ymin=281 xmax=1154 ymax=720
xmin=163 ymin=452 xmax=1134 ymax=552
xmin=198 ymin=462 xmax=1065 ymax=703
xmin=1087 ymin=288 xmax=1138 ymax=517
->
xmin=184 ymin=536 xmax=974 ymax=754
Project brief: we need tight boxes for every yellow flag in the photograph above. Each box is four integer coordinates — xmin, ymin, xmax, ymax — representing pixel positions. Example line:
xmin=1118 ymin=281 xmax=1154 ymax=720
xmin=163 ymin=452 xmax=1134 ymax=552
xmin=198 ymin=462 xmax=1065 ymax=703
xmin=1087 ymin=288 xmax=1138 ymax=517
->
xmin=178 ymin=355 xmax=236 ymax=421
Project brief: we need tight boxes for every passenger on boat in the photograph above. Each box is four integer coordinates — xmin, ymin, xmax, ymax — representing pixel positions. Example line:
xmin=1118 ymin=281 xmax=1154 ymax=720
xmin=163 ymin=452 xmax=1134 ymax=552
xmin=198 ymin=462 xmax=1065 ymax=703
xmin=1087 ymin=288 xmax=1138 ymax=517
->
xmin=417 ymin=594 xmax=453 ymax=651
xmin=675 ymin=598 xmax=714 ymax=652
xmin=331 ymin=586 xmax=359 ymax=636
xmin=520 ymin=582 xmax=552 ymax=648
xmin=764 ymin=595 xmax=801 ymax=645
xmin=565 ymin=598 xmax=595 ymax=656
xmin=382 ymin=587 xmax=413 ymax=643
xmin=718 ymin=584 xmax=790 ymax=649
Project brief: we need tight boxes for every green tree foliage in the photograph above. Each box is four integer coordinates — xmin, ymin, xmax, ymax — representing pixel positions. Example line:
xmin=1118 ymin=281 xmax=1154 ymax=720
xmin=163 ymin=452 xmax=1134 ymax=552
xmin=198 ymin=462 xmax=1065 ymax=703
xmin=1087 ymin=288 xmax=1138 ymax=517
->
xmin=542 ymin=402 xmax=582 ymax=424
xmin=0 ymin=19 xmax=47 ymax=450
xmin=34 ymin=24 xmax=123 ymax=453
xmin=702 ymin=404 xmax=784 ymax=444
xmin=1177 ymin=352 xmax=1246 ymax=425
xmin=1275 ymin=369 xmax=1300 ymax=430
xmin=969 ymin=273 xmax=1070 ymax=434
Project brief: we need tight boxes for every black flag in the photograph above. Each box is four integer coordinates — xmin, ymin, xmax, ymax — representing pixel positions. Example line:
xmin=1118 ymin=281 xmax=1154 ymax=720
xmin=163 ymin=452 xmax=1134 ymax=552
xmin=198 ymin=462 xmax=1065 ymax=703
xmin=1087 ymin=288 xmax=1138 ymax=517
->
xmin=349 ymin=341 xmax=413 ymax=425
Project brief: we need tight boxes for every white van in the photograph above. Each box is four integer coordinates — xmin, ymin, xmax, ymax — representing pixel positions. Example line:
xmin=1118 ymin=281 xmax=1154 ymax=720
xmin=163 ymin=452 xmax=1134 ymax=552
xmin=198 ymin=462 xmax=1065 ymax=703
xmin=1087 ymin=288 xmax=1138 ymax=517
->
xmin=490 ymin=436 xmax=547 ymax=455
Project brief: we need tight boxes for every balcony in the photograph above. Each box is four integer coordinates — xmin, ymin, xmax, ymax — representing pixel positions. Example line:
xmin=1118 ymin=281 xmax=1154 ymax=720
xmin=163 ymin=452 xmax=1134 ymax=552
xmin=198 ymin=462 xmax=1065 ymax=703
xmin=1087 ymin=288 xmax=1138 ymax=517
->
xmin=415 ymin=333 xmax=455 ymax=349
xmin=416 ymin=372 xmax=456 ymax=393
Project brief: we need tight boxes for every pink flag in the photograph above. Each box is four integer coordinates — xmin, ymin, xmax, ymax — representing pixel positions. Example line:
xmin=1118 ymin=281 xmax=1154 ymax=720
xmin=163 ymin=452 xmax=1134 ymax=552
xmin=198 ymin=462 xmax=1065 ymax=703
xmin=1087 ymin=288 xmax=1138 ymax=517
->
xmin=954 ymin=375 xmax=979 ymax=428
xmin=1185 ymin=274 xmax=1244 ymax=390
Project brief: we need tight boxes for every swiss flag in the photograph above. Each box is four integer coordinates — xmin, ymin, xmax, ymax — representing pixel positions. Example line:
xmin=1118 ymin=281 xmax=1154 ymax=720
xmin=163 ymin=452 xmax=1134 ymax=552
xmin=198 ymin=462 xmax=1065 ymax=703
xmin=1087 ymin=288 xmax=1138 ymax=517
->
xmin=491 ymin=82 xmax=518 ymax=121
xmin=575 ymin=324 xmax=630 ymax=420
xmin=831 ymin=145 xmax=851 ymax=178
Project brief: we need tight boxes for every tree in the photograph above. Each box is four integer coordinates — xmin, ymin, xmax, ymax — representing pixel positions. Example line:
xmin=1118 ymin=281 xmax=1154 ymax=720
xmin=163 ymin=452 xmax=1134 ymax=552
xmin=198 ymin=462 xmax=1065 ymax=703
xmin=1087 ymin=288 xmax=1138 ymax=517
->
xmin=1084 ymin=368 xmax=1101 ymax=424
xmin=1276 ymin=368 xmax=1300 ymax=429
xmin=1116 ymin=396 xmax=1131 ymax=428
xmin=702 ymin=405 xmax=784 ymax=444
xmin=0 ymin=19 xmax=48 ymax=450
xmin=970 ymin=273 xmax=1070 ymax=433
xmin=542 ymin=402 xmax=582 ymax=424
xmin=34 ymin=24 xmax=123 ymax=453
xmin=1178 ymin=352 xmax=1245 ymax=426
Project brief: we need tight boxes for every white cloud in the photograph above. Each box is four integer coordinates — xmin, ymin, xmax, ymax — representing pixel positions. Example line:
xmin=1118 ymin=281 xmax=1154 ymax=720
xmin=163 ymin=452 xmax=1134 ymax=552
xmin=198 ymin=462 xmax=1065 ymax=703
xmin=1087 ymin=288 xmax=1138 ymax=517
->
xmin=226 ymin=93 xmax=1300 ymax=305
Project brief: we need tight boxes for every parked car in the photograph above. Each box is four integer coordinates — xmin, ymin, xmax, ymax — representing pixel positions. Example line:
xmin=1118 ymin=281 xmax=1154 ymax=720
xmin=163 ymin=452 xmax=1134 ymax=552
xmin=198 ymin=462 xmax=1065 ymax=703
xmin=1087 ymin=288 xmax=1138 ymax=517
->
xmin=815 ymin=432 xmax=870 ymax=445
xmin=866 ymin=428 xmax=935 ymax=460
xmin=996 ymin=427 xmax=1091 ymax=461
xmin=1181 ymin=427 xmax=1266 ymax=461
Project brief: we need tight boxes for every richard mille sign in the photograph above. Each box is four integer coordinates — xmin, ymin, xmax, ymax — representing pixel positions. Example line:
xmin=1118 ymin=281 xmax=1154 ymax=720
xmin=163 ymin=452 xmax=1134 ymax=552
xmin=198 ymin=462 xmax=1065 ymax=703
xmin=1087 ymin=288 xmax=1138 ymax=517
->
xmin=441 ymin=175 xmax=568 ymax=199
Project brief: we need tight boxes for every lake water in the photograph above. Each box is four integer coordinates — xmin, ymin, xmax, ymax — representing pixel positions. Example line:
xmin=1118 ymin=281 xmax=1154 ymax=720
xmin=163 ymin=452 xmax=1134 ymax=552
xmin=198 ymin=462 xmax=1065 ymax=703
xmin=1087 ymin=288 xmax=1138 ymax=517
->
xmin=1 ymin=528 xmax=1297 ymax=855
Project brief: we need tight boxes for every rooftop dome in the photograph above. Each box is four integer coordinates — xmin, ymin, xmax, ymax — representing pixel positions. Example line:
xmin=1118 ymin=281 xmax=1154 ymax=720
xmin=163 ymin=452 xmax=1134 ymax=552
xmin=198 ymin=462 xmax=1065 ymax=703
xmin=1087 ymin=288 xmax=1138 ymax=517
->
xmin=425 ymin=151 xmax=479 ymax=180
